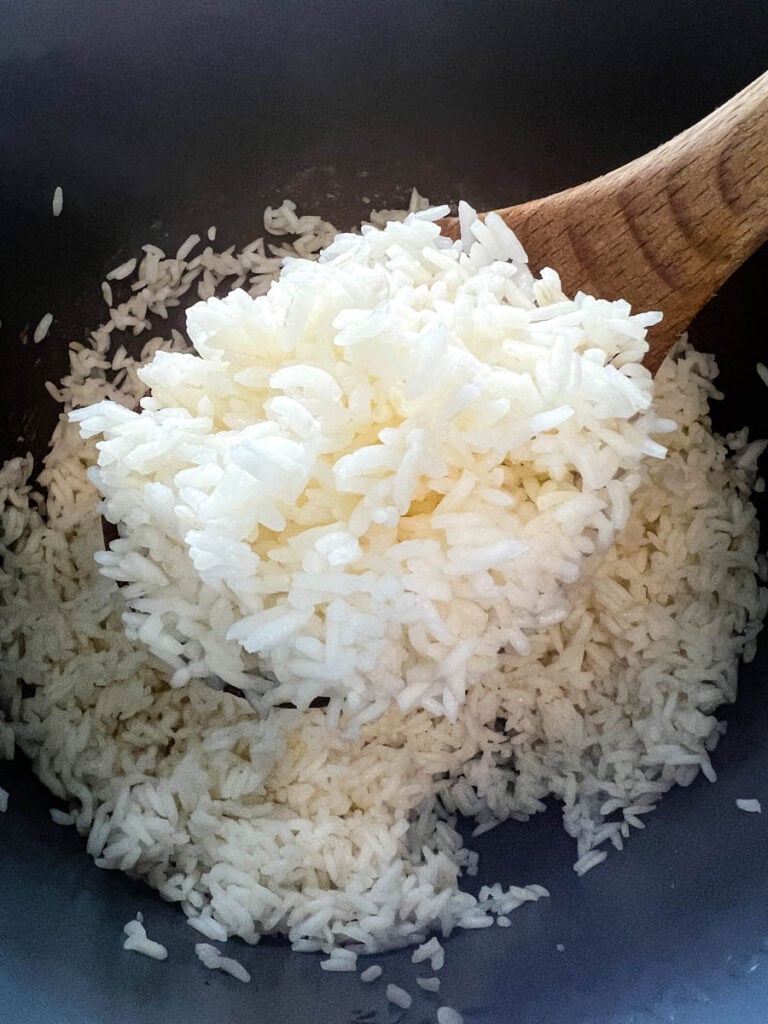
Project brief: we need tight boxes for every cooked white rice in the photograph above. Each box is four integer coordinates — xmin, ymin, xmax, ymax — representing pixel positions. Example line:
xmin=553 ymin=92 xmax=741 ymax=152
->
xmin=416 ymin=976 xmax=441 ymax=991
xmin=188 ymin=914 xmax=229 ymax=941
xmin=386 ymin=983 xmax=412 ymax=1009
xmin=437 ymin=1007 xmax=463 ymax=1024
xmin=123 ymin=915 xmax=168 ymax=960
xmin=52 ymin=186 xmax=63 ymax=218
xmin=320 ymin=948 xmax=358 ymax=971
xmin=412 ymin=937 xmax=445 ymax=969
xmin=0 ymin=716 xmax=13 ymax=761
xmin=0 ymin=196 xmax=764 ymax=962
xmin=736 ymin=798 xmax=762 ymax=813
xmin=194 ymin=942 xmax=251 ymax=983
xmin=50 ymin=807 xmax=75 ymax=825
xmin=360 ymin=964 xmax=383 ymax=982
xmin=106 ymin=257 xmax=138 ymax=282
xmin=73 ymin=202 xmax=669 ymax=726
xmin=33 ymin=312 xmax=52 ymax=343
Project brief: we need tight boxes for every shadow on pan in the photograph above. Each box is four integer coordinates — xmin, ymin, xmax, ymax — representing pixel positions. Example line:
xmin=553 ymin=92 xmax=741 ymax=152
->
xmin=2 ymin=2 xmax=768 ymax=1023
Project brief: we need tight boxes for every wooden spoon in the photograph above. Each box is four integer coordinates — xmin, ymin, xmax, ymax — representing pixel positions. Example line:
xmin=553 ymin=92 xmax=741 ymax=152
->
xmin=442 ymin=71 xmax=768 ymax=373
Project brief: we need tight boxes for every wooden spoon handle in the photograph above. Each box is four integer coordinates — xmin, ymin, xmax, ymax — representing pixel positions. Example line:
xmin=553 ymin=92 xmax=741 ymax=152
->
xmin=448 ymin=72 xmax=768 ymax=372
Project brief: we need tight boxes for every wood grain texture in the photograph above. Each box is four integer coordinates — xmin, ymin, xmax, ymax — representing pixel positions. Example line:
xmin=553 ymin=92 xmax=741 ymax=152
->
xmin=443 ymin=72 xmax=768 ymax=373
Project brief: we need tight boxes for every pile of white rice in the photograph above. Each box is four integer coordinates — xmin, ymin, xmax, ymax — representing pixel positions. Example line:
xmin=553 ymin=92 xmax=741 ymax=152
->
xmin=0 ymin=195 xmax=765 ymax=958
xmin=72 ymin=201 xmax=671 ymax=729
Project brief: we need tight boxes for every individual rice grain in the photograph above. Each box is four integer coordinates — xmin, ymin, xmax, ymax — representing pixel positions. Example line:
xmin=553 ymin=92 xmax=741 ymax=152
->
xmin=52 ymin=186 xmax=63 ymax=217
xmin=194 ymin=943 xmax=250 ymax=983
xmin=188 ymin=915 xmax=228 ymax=941
xmin=573 ymin=850 xmax=609 ymax=876
xmin=437 ymin=1007 xmax=463 ymax=1024
xmin=736 ymin=798 xmax=762 ymax=813
xmin=412 ymin=938 xmax=444 ymax=968
xmin=33 ymin=313 xmax=52 ymax=343
xmin=321 ymin=949 xmax=358 ymax=972
xmin=106 ymin=257 xmax=137 ymax=281
xmin=416 ymin=977 xmax=441 ymax=992
xmin=176 ymin=234 xmax=201 ymax=261
xmin=122 ymin=916 xmax=168 ymax=960
xmin=360 ymin=964 xmax=383 ymax=983
xmin=50 ymin=808 xmax=74 ymax=825
xmin=386 ymin=984 xmax=412 ymax=1009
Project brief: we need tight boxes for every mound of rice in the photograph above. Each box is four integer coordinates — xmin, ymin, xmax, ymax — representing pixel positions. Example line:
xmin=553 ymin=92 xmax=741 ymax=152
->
xmin=0 ymin=197 xmax=765 ymax=955
xmin=72 ymin=203 xmax=670 ymax=727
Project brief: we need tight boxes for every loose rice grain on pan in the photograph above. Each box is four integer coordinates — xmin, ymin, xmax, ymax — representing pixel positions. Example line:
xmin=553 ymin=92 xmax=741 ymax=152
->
xmin=194 ymin=943 xmax=251 ymax=983
xmin=437 ymin=1007 xmax=464 ymax=1024
xmin=49 ymin=808 xmax=74 ymax=825
xmin=33 ymin=312 xmax=52 ymax=343
xmin=122 ymin=916 xmax=168 ymax=961
xmin=360 ymin=965 xmax=383 ymax=983
xmin=386 ymin=984 xmax=412 ymax=1009
xmin=187 ymin=915 xmax=229 ymax=942
xmin=106 ymin=257 xmax=137 ymax=281
xmin=736 ymin=798 xmax=762 ymax=813
xmin=416 ymin=977 xmax=441 ymax=992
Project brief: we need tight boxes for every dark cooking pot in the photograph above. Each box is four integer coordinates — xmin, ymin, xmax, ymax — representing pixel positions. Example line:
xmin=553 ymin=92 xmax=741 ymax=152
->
xmin=2 ymin=3 xmax=768 ymax=1022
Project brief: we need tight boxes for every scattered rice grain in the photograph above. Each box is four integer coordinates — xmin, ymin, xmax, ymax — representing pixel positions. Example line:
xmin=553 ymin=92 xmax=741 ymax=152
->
xmin=386 ymin=984 xmax=412 ymax=1009
xmin=736 ymin=798 xmax=762 ymax=813
xmin=33 ymin=313 xmax=52 ymax=343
